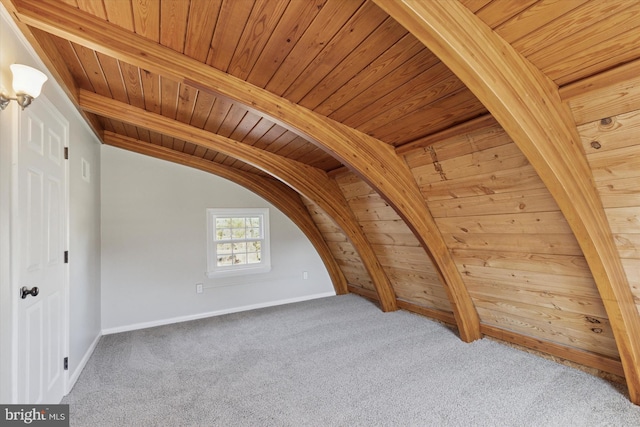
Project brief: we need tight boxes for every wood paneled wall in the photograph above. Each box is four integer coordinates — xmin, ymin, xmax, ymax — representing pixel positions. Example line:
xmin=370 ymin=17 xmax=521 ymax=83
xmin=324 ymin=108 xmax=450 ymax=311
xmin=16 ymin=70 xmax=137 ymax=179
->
xmin=579 ymin=109 xmax=640 ymax=316
xmin=333 ymin=172 xmax=452 ymax=313
xmin=403 ymin=124 xmax=618 ymax=360
xmin=302 ymin=197 xmax=374 ymax=292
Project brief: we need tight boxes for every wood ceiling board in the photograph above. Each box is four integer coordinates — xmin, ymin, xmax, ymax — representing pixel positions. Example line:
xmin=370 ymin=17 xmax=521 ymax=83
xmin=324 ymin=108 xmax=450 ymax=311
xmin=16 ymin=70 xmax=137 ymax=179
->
xmin=174 ymin=84 xmax=199 ymax=124
xmin=543 ymin=28 xmax=640 ymax=86
xmin=343 ymin=61 xmax=461 ymax=130
xmin=298 ymin=16 xmax=408 ymax=110
xmin=139 ymin=69 xmax=161 ymax=114
xmin=227 ymin=0 xmax=290 ymax=81
xmin=312 ymin=34 xmax=426 ymax=115
xmin=251 ymin=124 xmax=289 ymax=151
xmin=203 ymin=96 xmax=234 ymax=134
xmin=71 ymin=42 xmax=110 ymax=96
xmin=131 ymin=0 xmax=159 ymax=41
xmin=206 ymin=0 xmax=253 ymax=72
xmin=246 ymin=0 xmax=326 ymax=89
xmin=159 ymin=0 xmax=189 ymax=53
xmin=91 ymin=53 xmax=123 ymax=102
xmin=264 ymin=0 xmax=366 ymax=96
xmin=461 ymin=0 xmax=493 ymax=14
xmin=236 ymin=114 xmax=274 ymax=145
xmin=529 ymin=3 xmax=640 ymax=84
xmin=512 ymin=0 xmax=632 ymax=61
xmin=327 ymin=50 xmax=441 ymax=123
xmin=374 ymin=90 xmax=487 ymax=146
xmin=160 ymin=78 xmax=179 ymax=119
xmin=495 ymin=0 xmax=590 ymax=44
xmin=282 ymin=1 xmax=389 ymax=103
xmin=75 ymin=0 xmax=105 ymax=19
xmin=216 ymin=104 xmax=249 ymax=138
xmin=121 ymin=62 xmax=145 ymax=109
xmin=103 ymin=0 xmax=134 ymax=30
xmin=189 ymin=91 xmax=216 ymax=128
xmin=183 ymin=0 xmax=222 ymax=62
xmin=475 ymin=0 xmax=538 ymax=29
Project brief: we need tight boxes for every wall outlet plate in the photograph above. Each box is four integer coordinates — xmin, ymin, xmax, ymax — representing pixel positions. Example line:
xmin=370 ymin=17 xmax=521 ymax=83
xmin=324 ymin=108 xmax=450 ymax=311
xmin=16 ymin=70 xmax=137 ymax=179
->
xmin=196 ymin=283 xmax=203 ymax=294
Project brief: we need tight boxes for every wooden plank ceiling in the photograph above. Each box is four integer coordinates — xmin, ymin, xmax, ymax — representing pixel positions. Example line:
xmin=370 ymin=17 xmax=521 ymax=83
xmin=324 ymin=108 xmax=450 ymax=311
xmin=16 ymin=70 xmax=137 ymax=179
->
xmin=8 ymin=0 xmax=638 ymax=175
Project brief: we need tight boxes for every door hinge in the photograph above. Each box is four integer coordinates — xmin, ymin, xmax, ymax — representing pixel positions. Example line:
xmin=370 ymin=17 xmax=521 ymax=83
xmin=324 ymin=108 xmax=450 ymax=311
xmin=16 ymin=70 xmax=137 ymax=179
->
xmin=64 ymin=251 xmax=69 ymax=264
xmin=64 ymin=147 xmax=69 ymax=160
xmin=64 ymin=357 xmax=68 ymax=370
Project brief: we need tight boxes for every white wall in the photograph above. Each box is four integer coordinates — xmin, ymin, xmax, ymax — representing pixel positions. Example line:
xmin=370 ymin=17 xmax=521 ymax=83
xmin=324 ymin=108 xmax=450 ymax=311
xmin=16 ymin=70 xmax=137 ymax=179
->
xmin=101 ymin=146 xmax=335 ymax=332
xmin=0 ymin=3 xmax=102 ymax=401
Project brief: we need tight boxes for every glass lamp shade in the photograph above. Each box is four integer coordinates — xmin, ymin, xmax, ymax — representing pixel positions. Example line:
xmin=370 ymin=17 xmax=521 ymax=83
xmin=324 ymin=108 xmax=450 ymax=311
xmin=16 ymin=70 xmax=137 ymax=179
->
xmin=10 ymin=64 xmax=48 ymax=98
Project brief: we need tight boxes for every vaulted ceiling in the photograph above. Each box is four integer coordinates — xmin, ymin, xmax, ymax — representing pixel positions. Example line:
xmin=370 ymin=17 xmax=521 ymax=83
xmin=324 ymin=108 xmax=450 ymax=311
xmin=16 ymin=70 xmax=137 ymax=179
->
xmin=4 ymin=0 xmax=640 ymax=404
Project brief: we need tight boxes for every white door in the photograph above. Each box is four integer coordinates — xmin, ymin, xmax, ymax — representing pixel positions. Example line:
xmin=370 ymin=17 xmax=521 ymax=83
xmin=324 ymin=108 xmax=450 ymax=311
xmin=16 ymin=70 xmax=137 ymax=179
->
xmin=14 ymin=97 xmax=68 ymax=404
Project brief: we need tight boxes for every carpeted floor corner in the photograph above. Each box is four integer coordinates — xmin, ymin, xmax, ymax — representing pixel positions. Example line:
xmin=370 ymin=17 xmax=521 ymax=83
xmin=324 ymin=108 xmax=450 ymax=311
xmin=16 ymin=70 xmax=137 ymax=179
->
xmin=63 ymin=294 xmax=640 ymax=426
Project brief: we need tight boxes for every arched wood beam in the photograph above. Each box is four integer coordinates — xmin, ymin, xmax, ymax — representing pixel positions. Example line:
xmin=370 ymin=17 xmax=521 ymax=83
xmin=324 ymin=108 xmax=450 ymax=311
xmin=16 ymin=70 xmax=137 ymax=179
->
xmin=79 ymin=90 xmax=397 ymax=312
xmin=373 ymin=0 xmax=640 ymax=403
xmin=103 ymin=131 xmax=348 ymax=296
xmin=13 ymin=0 xmax=481 ymax=342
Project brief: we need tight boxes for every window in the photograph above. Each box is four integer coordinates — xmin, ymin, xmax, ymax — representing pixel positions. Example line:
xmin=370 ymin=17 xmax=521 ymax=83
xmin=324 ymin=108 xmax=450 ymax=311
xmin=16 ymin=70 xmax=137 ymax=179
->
xmin=206 ymin=208 xmax=270 ymax=278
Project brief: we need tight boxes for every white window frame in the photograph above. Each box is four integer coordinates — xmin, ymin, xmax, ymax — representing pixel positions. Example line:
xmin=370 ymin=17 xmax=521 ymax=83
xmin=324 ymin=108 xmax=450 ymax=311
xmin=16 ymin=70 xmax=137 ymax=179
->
xmin=206 ymin=208 xmax=271 ymax=278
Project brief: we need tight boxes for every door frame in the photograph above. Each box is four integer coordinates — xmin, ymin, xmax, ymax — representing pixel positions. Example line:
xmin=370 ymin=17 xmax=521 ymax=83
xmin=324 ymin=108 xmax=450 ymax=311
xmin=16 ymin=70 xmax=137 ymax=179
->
xmin=9 ymin=94 xmax=70 ymax=402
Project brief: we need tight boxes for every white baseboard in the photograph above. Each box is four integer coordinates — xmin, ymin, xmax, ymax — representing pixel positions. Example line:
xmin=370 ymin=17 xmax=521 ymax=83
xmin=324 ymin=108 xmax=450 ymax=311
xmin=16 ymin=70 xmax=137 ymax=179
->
xmin=66 ymin=332 xmax=101 ymax=394
xmin=101 ymin=292 xmax=336 ymax=335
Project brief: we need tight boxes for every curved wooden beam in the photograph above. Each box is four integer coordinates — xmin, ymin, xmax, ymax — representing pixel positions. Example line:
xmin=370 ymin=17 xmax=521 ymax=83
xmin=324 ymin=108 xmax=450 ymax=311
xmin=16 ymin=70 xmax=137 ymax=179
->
xmin=373 ymin=0 xmax=640 ymax=403
xmin=103 ymin=131 xmax=348 ymax=296
xmin=15 ymin=0 xmax=480 ymax=342
xmin=79 ymin=90 xmax=397 ymax=311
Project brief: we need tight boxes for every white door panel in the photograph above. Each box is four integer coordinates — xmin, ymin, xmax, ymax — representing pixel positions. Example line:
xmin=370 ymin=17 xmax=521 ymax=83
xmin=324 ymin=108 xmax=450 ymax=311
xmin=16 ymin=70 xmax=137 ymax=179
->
xmin=15 ymin=97 xmax=68 ymax=404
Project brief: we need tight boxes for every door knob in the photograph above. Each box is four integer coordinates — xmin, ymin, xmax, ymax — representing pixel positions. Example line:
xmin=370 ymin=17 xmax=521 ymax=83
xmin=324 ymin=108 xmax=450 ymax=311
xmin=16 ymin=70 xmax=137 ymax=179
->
xmin=20 ymin=286 xmax=39 ymax=299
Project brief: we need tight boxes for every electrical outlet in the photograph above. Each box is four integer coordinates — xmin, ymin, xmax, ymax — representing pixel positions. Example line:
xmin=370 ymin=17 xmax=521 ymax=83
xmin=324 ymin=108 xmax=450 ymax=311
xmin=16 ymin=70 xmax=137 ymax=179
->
xmin=303 ymin=271 xmax=308 ymax=280
xmin=196 ymin=283 xmax=203 ymax=294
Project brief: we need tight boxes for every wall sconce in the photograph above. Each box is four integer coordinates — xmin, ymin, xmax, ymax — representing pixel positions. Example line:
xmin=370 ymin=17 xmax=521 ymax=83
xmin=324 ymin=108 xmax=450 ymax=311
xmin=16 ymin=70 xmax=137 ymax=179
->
xmin=0 ymin=64 xmax=48 ymax=111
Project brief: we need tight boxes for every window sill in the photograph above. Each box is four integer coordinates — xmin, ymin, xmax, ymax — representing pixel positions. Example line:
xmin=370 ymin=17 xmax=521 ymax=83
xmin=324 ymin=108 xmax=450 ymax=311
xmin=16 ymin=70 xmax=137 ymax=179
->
xmin=205 ymin=264 xmax=272 ymax=279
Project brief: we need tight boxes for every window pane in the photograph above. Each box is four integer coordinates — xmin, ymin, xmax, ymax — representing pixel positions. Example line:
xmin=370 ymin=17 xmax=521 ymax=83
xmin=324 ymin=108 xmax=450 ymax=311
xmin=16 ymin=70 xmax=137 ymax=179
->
xmin=247 ymin=227 xmax=261 ymax=238
xmin=232 ymin=228 xmax=246 ymax=239
xmin=217 ymin=255 xmax=233 ymax=266
xmin=249 ymin=217 xmax=261 ymax=227
xmin=234 ymin=253 xmax=247 ymax=265
xmin=217 ymin=243 xmax=232 ymax=254
xmin=247 ymin=241 xmax=260 ymax=253
xmin=232 ymin=242 xmax=246 ymax=252
xmin=247 ymin=252 xmax=261 ymax=264
xmin=231 ymin=217 xmax=246 ymax=228
xmin=217 ymin=228 xmax=232 ymax=240
xmin=216 ymin=217 xmax=231 ymax=228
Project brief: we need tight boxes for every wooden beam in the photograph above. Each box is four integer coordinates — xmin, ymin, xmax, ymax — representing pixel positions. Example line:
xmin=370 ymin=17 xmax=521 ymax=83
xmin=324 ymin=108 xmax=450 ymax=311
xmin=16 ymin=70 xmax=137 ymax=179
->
xmin=80 ymin=90 xmax=397 ymax=311
xmin=374 ymin=0 xmax=640 ymax=403
xmin=103 ymin=132 xmax=348 ymax=296
xmin=14 ymin=0 xmax=480 ymax=341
